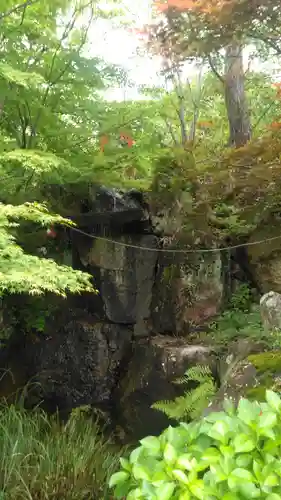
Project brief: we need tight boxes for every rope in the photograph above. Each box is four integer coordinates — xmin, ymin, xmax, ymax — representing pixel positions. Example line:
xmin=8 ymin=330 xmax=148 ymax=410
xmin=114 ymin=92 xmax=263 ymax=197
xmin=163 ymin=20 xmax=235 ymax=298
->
xmin=70 ymin=225 xmax=281 ymax=254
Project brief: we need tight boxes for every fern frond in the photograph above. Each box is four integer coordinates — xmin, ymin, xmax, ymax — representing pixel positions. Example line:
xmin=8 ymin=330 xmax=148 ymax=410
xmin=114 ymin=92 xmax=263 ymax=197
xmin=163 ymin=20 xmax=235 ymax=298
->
xmin=174 ymin=365 xmax=213 ymax=385
xmin=152 ymin=364 xmax=217 ymax=422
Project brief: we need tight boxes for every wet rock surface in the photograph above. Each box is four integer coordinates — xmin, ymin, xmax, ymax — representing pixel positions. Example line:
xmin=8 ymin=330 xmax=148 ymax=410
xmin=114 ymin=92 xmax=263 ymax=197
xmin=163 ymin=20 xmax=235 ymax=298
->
xmin=111 ymin=337 xmax=217 ymax=441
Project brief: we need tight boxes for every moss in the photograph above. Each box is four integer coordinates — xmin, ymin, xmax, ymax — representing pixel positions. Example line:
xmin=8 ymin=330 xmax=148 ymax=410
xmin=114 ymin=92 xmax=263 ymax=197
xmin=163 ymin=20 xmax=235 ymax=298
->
xmin=246 ymin=385 xmax=267 ymax=401
xmin=247 ymin=351 xmax=281 ymax=374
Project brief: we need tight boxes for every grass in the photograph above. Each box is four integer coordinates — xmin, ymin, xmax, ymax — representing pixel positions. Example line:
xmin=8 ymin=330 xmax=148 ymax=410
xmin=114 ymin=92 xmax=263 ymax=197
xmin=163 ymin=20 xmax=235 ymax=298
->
xmin=0 ymin=404 xmax=121 ymax=499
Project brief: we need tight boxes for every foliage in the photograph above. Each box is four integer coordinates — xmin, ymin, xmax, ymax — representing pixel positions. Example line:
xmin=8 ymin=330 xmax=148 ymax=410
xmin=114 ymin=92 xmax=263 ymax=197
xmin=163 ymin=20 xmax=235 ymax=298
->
xmin=152 ymin=365 xmax=216 ymax=422
xmin=208 ymin=284 xmax=265 ymax=346
xmin=0 ymin=202 xmax=94 ymax=296
xmin=110 ymin=390 xmax=281 ymax=499
xmin=0 ymin=403 xmax=121 ymax=499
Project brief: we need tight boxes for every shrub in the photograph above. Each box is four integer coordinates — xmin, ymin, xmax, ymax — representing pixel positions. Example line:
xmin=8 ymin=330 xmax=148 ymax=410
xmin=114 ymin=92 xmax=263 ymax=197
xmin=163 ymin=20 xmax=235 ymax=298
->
xmin=0 ymin=404 xmax=121 ymax=499
xmin=109 ymin=390 xmax=281 ymax=499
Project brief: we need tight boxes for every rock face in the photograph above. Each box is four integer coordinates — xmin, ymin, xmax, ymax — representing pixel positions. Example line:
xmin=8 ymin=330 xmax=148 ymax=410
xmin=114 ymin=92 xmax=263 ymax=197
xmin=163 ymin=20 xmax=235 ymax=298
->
xmin=151 ymin=252 xmax=224 ymax=334
xmin=260 ymin=291 xmax=281 ymax=331
xmin=0 ymin=185 xmax=228 ymax=439
xmin=0 ymin=310 xmax=133 ymax=419
xmin=112 ymin=337 xmax=217 ymax=441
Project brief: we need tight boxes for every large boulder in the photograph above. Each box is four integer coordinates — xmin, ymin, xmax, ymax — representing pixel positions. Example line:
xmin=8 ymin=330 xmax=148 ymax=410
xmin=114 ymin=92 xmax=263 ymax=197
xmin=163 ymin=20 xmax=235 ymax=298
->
xmin=75 ymin=234 xmax=158 ymax=333
xmin=112 ymin=336 xmax=217 ymax=442
xmin=151 ymin=251 xmax=224 ymax=334
xmin=247 ymin=221 xmax=281 ymax=293
xmin=260 ymin=291 xmax=281 ymax=331
xmin=0 ymin=309 xmax=132 ymax=420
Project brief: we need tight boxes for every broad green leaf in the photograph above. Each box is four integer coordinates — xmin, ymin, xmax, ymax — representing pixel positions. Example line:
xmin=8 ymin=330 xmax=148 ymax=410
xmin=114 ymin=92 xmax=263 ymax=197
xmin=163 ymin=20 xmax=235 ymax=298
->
xmin=237 ymin=398 xmax=260 ymax=425
xmin=208 ymin=420 xmax=230 ymax=442
xmin=132 ymin=464 xmax=150 ymax=481
xmin=140 ymin=436 xmax=161 ymax=455
xmin=201 ymin=447 xmax=221 ymax=464
xmin=258 ymin=412 xmax=277 ymax=430
xmin=155 ymin=482 xmax=176 ymax=500
xmin=109 ymin=471 xmax=129 ymax=488
xmin=127 ymin=488 xmax=143 ymax=499
xmin=177 ymin=454 xmax=193 ymax=470
xmin=266 ymin=391 xmax=281 ymax=412
xmin=130 ymin=446 xmax=143 ymax=464
xmin=239 ymin=482 xmax=261 ymax=498
xmin=164 ymin=443 xmax=177 ymax=464
xmin=229 ymin=468 xmax=255 ymax=482
xmin=263 ymin=474 xmax=279 ymax=487
xmin=120 ymin=457 xmax=132 ymax=472
xmin=189 ymin=479 xmax=205 ymax=499
xmin=172 ymin=469 xmax=189 ymax=484
xmin=179 ymin=492 xmax=191 ymax=500
xmin=233 ymin=434 xmax=256 ymax=453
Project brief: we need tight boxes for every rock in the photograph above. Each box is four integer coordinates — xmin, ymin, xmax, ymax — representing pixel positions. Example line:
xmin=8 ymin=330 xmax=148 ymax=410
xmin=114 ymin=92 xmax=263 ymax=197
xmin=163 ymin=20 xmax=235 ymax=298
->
xmin=0 ymin=310 xmax=132 ymax=420
xmin=111 ymin=336 xmax=217 ymax=441
xmin=260 ymin=291 xmax=281 ymax=331
xmin=151 ymin=251 xmax=224 ymax=334
xmin=247 ymin=221 xmax=281 ymax=293
xmin=76 ymin=234 xmax=158 ymax=328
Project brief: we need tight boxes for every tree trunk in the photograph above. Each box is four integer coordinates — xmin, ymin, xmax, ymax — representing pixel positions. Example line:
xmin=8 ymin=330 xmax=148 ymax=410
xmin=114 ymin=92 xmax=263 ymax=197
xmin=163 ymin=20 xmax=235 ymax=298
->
xmin=224 ymin=42 xmax=251 ymax=147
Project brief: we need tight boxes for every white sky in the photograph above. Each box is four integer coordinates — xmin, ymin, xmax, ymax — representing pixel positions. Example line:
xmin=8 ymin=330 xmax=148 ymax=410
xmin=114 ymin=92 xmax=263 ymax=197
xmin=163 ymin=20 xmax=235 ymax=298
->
xmin=86 ymin=0 xmax=281 ymax=101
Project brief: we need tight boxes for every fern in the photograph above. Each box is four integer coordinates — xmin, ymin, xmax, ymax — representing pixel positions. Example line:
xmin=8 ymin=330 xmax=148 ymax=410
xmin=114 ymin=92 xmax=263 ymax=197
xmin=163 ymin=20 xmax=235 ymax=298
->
xmin=151 ymin=365 xmax=217 ymax=422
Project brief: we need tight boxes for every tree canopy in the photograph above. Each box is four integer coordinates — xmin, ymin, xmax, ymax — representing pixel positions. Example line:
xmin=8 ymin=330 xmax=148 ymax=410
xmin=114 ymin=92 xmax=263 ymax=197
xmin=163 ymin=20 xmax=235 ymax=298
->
xmin=0 ymin=0 xmax=281 ymax=298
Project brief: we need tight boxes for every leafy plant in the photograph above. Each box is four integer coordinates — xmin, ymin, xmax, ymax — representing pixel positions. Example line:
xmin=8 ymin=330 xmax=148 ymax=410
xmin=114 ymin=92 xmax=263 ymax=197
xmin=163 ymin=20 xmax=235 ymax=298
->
xmin=209 ymin=285 xmax=265 ymax=346
xmin=0 ymin=403 xmax=121 ymax=499
xmin=152 ymin=365 xmax=217 ymax=422
xmin=110 ymin=390 xmax=281 ymax=499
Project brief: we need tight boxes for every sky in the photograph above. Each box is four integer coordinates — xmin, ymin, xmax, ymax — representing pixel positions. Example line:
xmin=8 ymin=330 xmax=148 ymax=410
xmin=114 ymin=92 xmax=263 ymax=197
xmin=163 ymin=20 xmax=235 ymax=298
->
xmin=87 ymin=0 xmax=281 ymax=101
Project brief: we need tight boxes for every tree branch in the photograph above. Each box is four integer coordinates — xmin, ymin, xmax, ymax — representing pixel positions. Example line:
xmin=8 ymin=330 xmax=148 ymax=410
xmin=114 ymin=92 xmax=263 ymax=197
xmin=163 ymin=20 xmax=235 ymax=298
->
xmin=0 ymin=0 xmax=40 ymax=21
xmin=207 ymin=55 xmax=225 ymax=83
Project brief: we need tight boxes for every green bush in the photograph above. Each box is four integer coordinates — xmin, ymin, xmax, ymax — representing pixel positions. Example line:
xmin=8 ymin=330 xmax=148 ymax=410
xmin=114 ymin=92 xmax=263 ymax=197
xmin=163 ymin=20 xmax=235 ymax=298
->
xmin=0 ymin=404 xmax=120 ymax=499
xmin=109 ymin=390 xmax=281 ymax=499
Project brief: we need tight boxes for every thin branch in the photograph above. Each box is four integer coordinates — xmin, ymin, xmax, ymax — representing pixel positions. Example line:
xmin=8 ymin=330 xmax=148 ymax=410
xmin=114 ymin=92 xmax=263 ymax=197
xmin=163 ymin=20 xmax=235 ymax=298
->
xmin=207 ymin=55 xmax=224 ymax=83
xmin=0 ymin=0 xmax=40 ymax=21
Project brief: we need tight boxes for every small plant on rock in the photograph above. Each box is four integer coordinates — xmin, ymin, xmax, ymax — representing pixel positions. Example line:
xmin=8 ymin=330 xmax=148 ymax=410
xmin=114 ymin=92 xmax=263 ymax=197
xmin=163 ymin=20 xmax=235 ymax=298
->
xmin=109 ymin=390 xmax=281 ymax=499
xmin=151 ymin=365 xmax=217 ymax=422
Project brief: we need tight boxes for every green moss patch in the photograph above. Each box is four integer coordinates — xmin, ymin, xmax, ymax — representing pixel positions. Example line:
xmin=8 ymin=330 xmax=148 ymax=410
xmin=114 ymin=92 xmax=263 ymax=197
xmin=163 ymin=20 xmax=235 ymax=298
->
xmin=248 ymin=351 xmax=281 ymax=374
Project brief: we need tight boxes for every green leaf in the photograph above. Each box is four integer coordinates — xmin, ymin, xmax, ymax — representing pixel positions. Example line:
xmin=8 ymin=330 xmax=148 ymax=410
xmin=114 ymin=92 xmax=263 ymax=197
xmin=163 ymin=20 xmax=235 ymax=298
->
xmin=189 ymin=480 xmax=205 ymax=499
xmin=233 ymin=434 xmax=256 ymax=453
xmin=120 ymin=457 xmax=132 ymax=472
xmin=132 ymin=464 xmax=150 ymax=481
xmin=155 ymin=482 xmax=176 ymax=500
xmin=237 ymin=398 xmax=260 ymax=425
xmin=263 ymin=474 xmax=279 ymax=487
xmin=172 ymin=469 xmax=189 ymax=485
xmin=208 ymin=420 xmax=230 ymax=442
xmin=130 ymin=446 xmax=143 ymax=464
xmin=201 ymin=447 xmax=221 ymax=464
xmin=163 ymin=443 xmax=177 ymax=464
xmin=239 ymin=482 xmax=261 ymax=498
xmin=109 ymin=471 xmax=129 ymax=488
xmin=177 ymin=454 xmax=193 ymax=470
xmin=140 ymin=436 xmax=161 ymax=455
xmin=229 ymin=468 xmax=255 ymax=482
xmin=127 ymin=488 xmax=143 ymax=499
xmin=266 ymin=391 xmax=281 ymax=412
xmin=179 ymin=492 xmax=191 ymax=500
xmin=258 ymin=412 xmax=277 ymax=430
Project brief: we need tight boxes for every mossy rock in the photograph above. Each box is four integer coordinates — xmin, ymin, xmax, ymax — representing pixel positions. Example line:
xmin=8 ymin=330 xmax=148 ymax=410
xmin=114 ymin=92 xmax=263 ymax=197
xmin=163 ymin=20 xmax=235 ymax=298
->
xmin=245 ymin=350 xmax=281 ymax=401
xmin=247 ymin=351 xmax=281 ymax=375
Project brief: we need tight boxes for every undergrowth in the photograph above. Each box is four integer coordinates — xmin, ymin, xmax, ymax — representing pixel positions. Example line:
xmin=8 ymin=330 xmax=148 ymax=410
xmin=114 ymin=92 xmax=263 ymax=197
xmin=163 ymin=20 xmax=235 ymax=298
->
xmin=0 ymin=404 xmax=121 ymax=500
xmin=209 ymin=284 xmax=266 ymax=346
